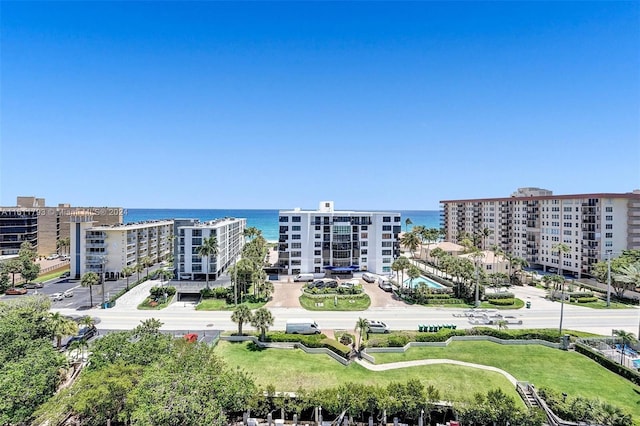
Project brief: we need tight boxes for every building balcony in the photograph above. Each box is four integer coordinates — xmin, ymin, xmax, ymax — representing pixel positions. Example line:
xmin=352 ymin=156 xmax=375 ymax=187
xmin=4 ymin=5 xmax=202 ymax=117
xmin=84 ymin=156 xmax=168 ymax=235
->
xmin=85 ymin=242 xmax=107 ymax=248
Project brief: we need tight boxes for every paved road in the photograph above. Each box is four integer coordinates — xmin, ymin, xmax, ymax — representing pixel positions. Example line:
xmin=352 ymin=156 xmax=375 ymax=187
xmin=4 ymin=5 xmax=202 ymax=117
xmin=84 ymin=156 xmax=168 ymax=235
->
xmin=49 ymin=283 xmax=640 ymax=337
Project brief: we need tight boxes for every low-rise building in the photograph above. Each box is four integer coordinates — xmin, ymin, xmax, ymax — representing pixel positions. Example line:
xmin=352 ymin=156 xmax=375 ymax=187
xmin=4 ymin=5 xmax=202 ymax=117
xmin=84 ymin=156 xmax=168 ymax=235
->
xmin=70 ymin=213 xmax=173 ymax=279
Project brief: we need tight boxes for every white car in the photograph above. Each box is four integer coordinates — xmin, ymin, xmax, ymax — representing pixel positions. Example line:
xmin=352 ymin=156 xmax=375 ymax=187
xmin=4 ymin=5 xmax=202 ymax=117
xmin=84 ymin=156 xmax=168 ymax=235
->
xmin=366 ymin=320 xmax=390 ymax=334
xmin=51 ymin=293 xmax=64 ymax=302
xmin=63 ymin=290 xmax=74 ymax=298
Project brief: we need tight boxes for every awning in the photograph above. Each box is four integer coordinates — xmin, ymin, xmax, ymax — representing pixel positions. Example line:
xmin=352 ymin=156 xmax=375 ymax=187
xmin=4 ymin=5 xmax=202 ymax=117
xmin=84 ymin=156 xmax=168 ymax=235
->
xmin=323 ymin=265 xmax=359 ymax=272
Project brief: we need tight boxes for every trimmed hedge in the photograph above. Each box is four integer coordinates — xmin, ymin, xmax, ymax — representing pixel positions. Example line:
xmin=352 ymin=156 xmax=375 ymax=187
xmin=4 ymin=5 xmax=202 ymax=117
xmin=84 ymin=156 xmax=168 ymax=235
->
xmin=200 ymin=287 xmax=230 ymax=299
xmin=149 ymin=286 xmax=176 ymax=298
xmin=484 ymin=292 xmax=515 ymax=300
xmin=423 ymin=298 xmax=465 ymax=305
xmin=575 ymin=296 xmax=598 ymax=303
xmin=487 ymin=298 xmax=516 ymax=306
xmin=575 ymin=342 xmax=640 ymax=385
xmin=263 ymin=332 xmax=349 ymax=358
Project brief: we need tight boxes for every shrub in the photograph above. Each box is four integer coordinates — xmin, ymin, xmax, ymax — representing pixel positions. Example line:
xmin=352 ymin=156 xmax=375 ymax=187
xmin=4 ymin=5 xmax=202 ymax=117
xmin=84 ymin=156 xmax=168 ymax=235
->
xmin=484 ymin=292 xmax=514 ymax=300
xmin=387 ymin=334 xmax=410 ymax=347
xmin=320 ymin=338 xmax=350 ymax=358
xmin=567 ymin=291 xmax=593 ymax=298
xmin=149 ymin=286 xmax=176 ymax=298
xmin=487 ymin=298 xmax=515 ymax=306
xmin=339 ymin=334 xmax=353 ymax=346
xmin=575 ymin=296 xmax=598 ymax=303
xmin=424 ymin=298 xmax=465 ymax=305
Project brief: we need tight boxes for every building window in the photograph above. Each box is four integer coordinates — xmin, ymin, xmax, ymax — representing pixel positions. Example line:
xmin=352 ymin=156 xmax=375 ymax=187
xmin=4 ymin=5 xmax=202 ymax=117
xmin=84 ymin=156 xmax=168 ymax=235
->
xmin=605 ymin=233 xmax=613 ymax=238
xmin=314 ymin=242 xmax=321 ymax=247
xmin=383 ymin=266 xmax=391 ymax=272
xmin=292 ymin=216 xmax=301 ymax=222
xmin=383 ymin=217 xmax=391 ymax=222
xmin=292 ymin=234 xmax=301 ymax=240
xmin=605 ymin=216 xmax=613 ymax=221
xmin=361 ymin=241 xmax=368 ymax=247
xmin=382 ymin=250 xmax=392 ymax=255
xmin=394 ymin=217 xmax=401 ymax=222
xmin=279 ymin=216 xmax=289 ymax=222
xmin=382 ymin=225 xmax=391 ymax=231
xmin=382 ymin=233 xmax=392 ymax=239
xmin=192 ymin=229 xmax=202 ymax=237
xmin=314 ymin=250 xmax=321 ymax=256
xmin=315 ymin=225 xmax=321 ymax=231
xmin=292 ymin=226 xmax=301 ymax=231
xmin=605 ymin=224 xmax=612 ymax=230
xmin=605 ymin=206 xmax=613 ymax=212
xmin=291 ymin=260 xmax=301 ymax=266
xmin=382 ymin=241 xmax=392 ymax=247
xmin=191 ymin=255 xmax=201 ymax=263
xmin=192 ymin=237 xmax=202 ymax=246
xmin=361 ymin=233 xmax=368 ymax=239
xmin=361 ymin=225 xmax=368 ymax=230
xmin=291 ymin=242 xmax=302 ymax=249
xmin=361 ymin=257 xmax=367 ymax=263
xmin=291 ymin=251 xmax=301 ymax=257
xmin=383 ymin=258 xmax=391 ymax=263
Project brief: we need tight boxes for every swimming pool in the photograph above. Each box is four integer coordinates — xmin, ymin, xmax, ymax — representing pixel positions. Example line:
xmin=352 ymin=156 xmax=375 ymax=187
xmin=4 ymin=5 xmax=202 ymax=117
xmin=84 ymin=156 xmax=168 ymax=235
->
xmin=404 ymin=276 xmax=445 ymax=289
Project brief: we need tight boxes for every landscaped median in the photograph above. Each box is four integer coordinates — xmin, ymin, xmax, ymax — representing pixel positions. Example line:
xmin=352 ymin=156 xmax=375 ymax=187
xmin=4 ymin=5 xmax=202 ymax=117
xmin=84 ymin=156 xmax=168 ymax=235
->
xmin=137 ymin=286 xmax=177 ymax=310
xmin=299 ymin=292 xmax=371 ymax=311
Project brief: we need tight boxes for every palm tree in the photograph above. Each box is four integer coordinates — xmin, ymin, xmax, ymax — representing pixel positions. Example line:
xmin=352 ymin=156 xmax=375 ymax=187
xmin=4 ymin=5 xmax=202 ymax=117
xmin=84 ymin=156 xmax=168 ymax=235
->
xmin=197 ymin=236 xmax=219 ymax=290
xmin=552 ymin=243 xmax=571 ymax=335
xmin=141 ymin=256 xmax=153 ymax=278
xmin=404 ymin=218 xmax=413 ymax=233
xmin=392 ymin=256 xmax=410 ymax=289
xmin=250 ymin=307 xmax=274 ymax=342
xmin=614 ymin=262 xmax=640 ymax=294
xmin=480 ymin=227 xmax=492 ymax=251
xmin=81 ymin=272 xmax=100 ymax=308
xmin=355 ymin=317 xmax=369 ymax=351
xmin=49 ymin=312 xmax=79 ymax=349
xmin=121 ymin=266 xmax=134 ymax=291
xmin=134 ymin=263 xmax=144 ymax=283
xmin=159 ymin=269 xmax=174 ymax=288
xmin=613 ymin=329 xmax=637 ymax=365
xmin=406 ymin=265 xmax=421 ymax=294
xmin=243 ymin=227 xmax=262 ymax=241
xmin=430 ymin=247 xmax=445 ymax=277
xmin=469 ymin=249 xmax=485 ymax=307
xmin=496 ymin=319 xmax=508 ymax=331
xmin=78 ymin=315 xmax=96 ymax=330
xmin=490 ymin=244 xmax=503 ymax=276
xmin=400 ymin=232 xmax=420 ymax=259
xmin=231 ymin=304 xmax=253 ymax=336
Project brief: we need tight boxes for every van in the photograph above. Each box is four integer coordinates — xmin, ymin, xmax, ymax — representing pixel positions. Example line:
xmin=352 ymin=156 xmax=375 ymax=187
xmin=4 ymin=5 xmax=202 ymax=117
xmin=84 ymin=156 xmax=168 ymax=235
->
xmin=362 ymin=273 xmax=378 ymax=283
xmin=377 ymin=276 xmax=392 ymax=286
xmin=294 ymin=273 xmax=314 ymax=282
xmin=285 ymin=318 xmax=321 ymax=334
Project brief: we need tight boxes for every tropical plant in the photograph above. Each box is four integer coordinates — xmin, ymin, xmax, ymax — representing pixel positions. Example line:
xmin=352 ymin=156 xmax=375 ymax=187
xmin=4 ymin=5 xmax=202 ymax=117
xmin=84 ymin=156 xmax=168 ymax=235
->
xmin=197 ymin=236 xmax=219 ymax=290
xmin=496 ymin=319 xmax=508 ymax=331
xmin=407 ymin=265 xmax=421 ymax=292
xmin=141 ymin=256 xmax=153 ymax=278
xmin=355 ymin=317 xmax=368 ymax=351
xmin=613 ymin=329 xmax=637 ymax=365
xmin=404 ymin=217 xmax=412 ymax=233
xmin=243 ymin=227 xmax=262 ymax=241
xmin=81 ymin=272 xmax=100 ymax=308
xmin=121 ymin=266 xmax=134 ymax=291
xmin=391 ymin=256 xmax=410 ymax=288
xmin=400 ymin=232 xmax=421 ymax=258
xmin=159 ymin=269 xmax=174 ymax=287
xmin=49 ymin=312 xmax=79 ymax=349
xmin=134 ymin=262 xmax=144 ymax=283
xmin=250 ymin=307 xmax=274 ymax=341
xmin=613 ymin=262 xmax=640 ymax=296
xmin=231 ymin=304 xmax=253 ymax=336
xmin=552 ymin=243 xmax=571 ymax=335
xmin=5 ymin=259 xmax=22 ymax=287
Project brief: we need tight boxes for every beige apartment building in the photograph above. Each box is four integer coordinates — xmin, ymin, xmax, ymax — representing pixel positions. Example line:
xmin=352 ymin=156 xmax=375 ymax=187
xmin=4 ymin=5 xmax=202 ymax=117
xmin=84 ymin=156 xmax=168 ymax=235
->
xmin=440 ymin=188 xmax=640 ymax=278
xmin=0 ymin=196 xmax=122 ymax=256
xmin=70 ymin=213 xmax=173 ymax=279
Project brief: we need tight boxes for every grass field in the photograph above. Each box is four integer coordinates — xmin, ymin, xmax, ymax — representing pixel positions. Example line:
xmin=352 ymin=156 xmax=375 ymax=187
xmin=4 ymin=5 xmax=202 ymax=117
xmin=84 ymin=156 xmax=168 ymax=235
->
xmin=34 ymin=269 xmax=69 ymax=283
xmin=371 ymin=341 xmax=640 ymax=418
xmin=195 ymin=299 xmax=266 ymax=311
xmin=213 ymin=341 xmax=520 ymax=404
xmin=299 ymin=294 xmax=371 ymax=311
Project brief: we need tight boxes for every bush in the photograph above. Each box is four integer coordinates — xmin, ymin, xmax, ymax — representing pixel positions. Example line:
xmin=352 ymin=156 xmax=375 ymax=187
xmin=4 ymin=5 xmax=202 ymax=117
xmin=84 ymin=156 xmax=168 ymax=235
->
xmin=200 ymin=287 xmax=230 ymax=299
xmin=265 ymin=332 xmax=326 ymax=346
xmin=487 ymin=298 xmax=515 ymax=306
xmin=484 ymin=292 xmax=514 ymax=300
xmin=320 ymin=338 xmax=350 ymax=358
xmin=149 ymin=286 xmax=176 ymax=298
xmin=424 ymin=298 xmax=465 ymax=305
xmin=387 ymin=334 xmax=411 ymax=347
xmin=339 ymin=334 xmax=353 ymax=346
xmin=575 ymin=296 xmax=598 ymax=303
xmin=567 ymin=291 xmax=593 ymax=298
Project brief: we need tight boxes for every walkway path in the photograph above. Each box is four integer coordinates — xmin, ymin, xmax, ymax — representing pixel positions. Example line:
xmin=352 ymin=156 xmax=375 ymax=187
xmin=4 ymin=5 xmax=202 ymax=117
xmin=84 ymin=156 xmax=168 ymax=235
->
xmin=354 ymin=358 xmax=518 ymax=386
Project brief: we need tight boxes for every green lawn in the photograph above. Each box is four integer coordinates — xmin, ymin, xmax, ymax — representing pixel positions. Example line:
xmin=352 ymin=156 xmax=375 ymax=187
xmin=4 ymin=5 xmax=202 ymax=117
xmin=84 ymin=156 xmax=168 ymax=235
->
xmin=34 ymin=269 xmax=69 ymax=283
xmin=566 ymin=300 xmax=630 ymax=309
xmin=371 ymin=341 xmax=640 ymax=418
xmin=299 ymin=294 xmax=371 ymax=311
xmin=195 ymin=299 xmax=266 ymax=311
xmin=213 ymin=341 xmax=520 ymax=404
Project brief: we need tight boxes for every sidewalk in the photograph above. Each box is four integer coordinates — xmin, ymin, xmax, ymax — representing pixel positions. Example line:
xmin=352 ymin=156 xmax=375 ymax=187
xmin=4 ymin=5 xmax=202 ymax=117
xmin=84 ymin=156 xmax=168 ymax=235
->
xmin=109 ymin=279 xmax=161 ymax=311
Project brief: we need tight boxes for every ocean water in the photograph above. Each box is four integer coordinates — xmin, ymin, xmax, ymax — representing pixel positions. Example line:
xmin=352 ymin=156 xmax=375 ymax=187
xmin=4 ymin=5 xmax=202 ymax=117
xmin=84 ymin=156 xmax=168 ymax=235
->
xmin=124 ymin=209 xmax=440 ymax=242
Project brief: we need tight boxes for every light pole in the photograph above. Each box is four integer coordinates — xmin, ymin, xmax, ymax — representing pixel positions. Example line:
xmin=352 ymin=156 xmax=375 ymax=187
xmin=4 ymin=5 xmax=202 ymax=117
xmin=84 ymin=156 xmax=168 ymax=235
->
xmin=100 ymin=256 xmax=107 ymax=307
xmin=607 ymin=251 xmax=612 ymax=307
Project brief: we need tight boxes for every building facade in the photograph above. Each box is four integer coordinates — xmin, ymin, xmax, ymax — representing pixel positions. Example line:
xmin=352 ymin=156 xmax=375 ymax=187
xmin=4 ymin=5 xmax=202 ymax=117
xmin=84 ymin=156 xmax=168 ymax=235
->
xmin=0 ymin=196 xmax=122 ymax=256
xmin=70 ymin=214 xmax=173 ymax=279
xmin=440 ymin=188 xmax=640 ymax=278
xmin=173 ymin=218 xmax=246 ymax=280
xmin=277 ymin=201 xmax=401 ymax=276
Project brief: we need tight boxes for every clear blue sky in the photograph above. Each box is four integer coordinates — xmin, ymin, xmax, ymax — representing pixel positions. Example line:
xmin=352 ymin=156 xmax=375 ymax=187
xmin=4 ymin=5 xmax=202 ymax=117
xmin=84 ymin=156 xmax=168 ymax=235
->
xmin=1 ymin=2 xmax=638 ymax=210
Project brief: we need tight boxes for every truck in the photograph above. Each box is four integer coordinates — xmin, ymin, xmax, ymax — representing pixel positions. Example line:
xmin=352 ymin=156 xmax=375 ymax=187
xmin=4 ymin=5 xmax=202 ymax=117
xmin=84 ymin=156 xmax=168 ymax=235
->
xmin=285 ymin=318 xmax=321 ymax=334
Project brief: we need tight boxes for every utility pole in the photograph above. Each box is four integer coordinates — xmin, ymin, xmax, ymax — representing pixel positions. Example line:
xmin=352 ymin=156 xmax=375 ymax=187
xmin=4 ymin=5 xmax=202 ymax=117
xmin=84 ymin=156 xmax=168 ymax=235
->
xmin=606 ymin=251 xmax=612 ymax=308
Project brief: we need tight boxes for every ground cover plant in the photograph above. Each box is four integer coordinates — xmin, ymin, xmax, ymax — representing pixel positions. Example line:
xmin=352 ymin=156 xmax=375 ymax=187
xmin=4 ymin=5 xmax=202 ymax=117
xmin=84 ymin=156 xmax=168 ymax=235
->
xmin=299 ymin=293 xmax=371 ymax=311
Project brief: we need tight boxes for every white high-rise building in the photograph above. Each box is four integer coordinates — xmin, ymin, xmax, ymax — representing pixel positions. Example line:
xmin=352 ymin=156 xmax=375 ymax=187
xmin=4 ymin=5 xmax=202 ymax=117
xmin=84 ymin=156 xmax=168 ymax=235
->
xmin=277 ymin=201 xmax=401 ymax=276
xmin=440 ymin=188 xmax=640 ymax=278
xmin=173 ymin=218 xmax=246 ymax=280
xmin=70 ymin=214 xmax=173 ymax=280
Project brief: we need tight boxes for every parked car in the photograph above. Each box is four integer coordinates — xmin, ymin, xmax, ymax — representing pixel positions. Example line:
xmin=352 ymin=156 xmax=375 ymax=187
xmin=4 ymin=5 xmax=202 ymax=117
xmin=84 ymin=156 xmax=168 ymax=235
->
xmin=66 ymin=326 xmax=97 ymax=347
xmin=24 ymin=282 xmax=44 ymax=289
xmin=366 ymin=320 xmax=390 ymax=334
xmin=51 ymin=293 xmax=64 ymax=301
xmin=61 ymin=271 xmax=70 ymax=278
xmin=362 ymin=273 xmax=378 ymax=283
xmin=5 ymin=288 xmax=28 ymax=295
xmin=63 ymin=290 xmax=74 ymax=298
xmin=183 ymin=333 xmax=198 ymax=343
xmin=324 ymin=280 xmax=338 ymax=288
xmin=308 ymin=280 xmax=325 ymax=289
xmin=46 ymin=254 xmax=60 ymax=260
xmin=338 ymin=280 xmax=357 ymax=289
xmin=378 ymin=281 xmax=393 ymax=292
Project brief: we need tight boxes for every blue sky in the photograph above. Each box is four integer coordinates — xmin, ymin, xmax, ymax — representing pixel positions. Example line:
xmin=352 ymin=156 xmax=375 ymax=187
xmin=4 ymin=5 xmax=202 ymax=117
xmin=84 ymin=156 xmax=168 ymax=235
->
xmin=1 ymin=2 xmax=638 ymax=210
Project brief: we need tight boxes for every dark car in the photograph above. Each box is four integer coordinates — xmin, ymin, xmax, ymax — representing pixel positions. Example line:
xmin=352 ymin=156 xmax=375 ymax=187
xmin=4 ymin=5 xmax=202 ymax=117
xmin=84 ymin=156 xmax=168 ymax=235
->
xmin=66 ymin=326 xmax=97 ymax=347
xmin=5 ymin=288 xmax=28 ymax=295
xmin=61 ymin=271 xmax=70 ymax=278
xmin=308 ymin=280 xmax=325 ymax=289
xmin=324 ymin=280 xmax=338 ymax=288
